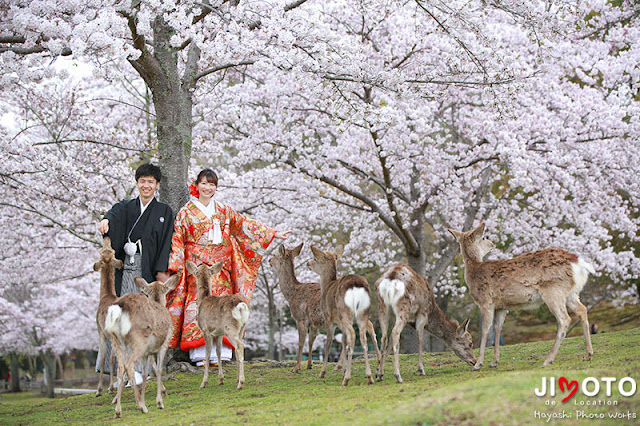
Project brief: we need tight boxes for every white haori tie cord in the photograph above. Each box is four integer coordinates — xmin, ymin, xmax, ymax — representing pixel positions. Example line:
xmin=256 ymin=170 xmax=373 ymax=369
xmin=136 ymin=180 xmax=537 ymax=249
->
xmin=124 ymin=206 xmax=146 ymax=264
xmin=210 ymin=219 xmax=222 ymax=244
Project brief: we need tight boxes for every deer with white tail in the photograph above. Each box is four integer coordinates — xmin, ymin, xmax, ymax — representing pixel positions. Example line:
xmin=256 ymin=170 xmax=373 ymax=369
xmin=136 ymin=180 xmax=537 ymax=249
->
xmin=94 ymin=237 xmax=123 ymax=397
xmin=448 ymin=223 xmax=595 ymax=370
xmin=375 ymin=264 xmax=476 ymax=383
xmin=185 ymin=260 xmax=250 ymax=390
xmin=269 ymin=243 xmax=327 ymax=373
xmin=308 ymin=245 xmax=381 ymax=386
xmin=105 ymin=274 xmax=179 ymax=418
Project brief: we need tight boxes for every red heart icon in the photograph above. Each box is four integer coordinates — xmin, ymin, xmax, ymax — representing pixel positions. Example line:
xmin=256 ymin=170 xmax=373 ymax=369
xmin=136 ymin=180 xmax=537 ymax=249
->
xmin=559 ymin=376 xmax=578 ymax=403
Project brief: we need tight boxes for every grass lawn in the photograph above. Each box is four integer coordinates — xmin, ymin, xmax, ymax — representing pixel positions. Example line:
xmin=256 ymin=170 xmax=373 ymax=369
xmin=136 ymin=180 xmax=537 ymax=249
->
xmin=1 ymin=327 xmax=639 ymax=425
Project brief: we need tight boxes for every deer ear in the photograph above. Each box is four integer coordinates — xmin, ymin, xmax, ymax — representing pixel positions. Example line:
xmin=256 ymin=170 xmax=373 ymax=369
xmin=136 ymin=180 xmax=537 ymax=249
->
xmin=185 ymin=260 xmax=197 ymax=275
xmin=471 ymin=223 xmax=485 ymax=240
xmin=134 ymin=277 xmax=150 ymax=295
xmin=292 ymin=243 xmax=303 ymax=257
xmin=93 ymin=261 xmax=103 ymax=272
xmin=334 ymin=244 xmax=344 ymax=257
xmin=457 ymin=318 xmax=471 ymax=336
xmin=162 ymin=274 xmax=180 ymax=294
xmin=209 ymin=261 xmax=224 ymax=275
xmin=310 ymin=245 xmax=323 ymax=258
xmin=111 ymin=259 xmax=124 ymax=270
xmin=278 ymin=245 xmax=286 ymax=256
xmin=448 ymin=229 xmax=462 ymax=241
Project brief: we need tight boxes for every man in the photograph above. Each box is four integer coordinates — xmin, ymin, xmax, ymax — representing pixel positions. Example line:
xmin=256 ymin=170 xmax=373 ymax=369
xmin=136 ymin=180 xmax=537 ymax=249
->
xmin=96 ymin=163 xmax=174 ymax=383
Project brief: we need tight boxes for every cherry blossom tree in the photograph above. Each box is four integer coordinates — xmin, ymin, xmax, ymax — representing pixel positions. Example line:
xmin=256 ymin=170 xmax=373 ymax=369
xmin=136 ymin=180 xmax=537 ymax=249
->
xmin=197 ymin=0 xmax=640 ymax=308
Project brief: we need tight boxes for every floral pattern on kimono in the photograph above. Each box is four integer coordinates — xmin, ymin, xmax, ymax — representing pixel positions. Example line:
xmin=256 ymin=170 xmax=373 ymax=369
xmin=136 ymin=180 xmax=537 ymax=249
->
xmin=166 ymin=200 xmax=276 ymax=351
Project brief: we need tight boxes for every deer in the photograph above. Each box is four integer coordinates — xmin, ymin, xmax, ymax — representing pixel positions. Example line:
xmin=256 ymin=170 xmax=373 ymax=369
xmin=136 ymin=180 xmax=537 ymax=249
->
xmin=104 ymin=274 xmax=179 ymax=418
xmin=375 ymin=264 xmax=476 ymax=383
xmin=268 ymin=243 xmax=327 ymax=373
xmin=185 ymin=260 xmax=250 ymax=390
xmin=307 ymin=245 xmax=381 ymax=386
xmin=94 ymin=237 xmax=123 ymax=397
xmin=448 ymin=223 xmax=595 ymax=370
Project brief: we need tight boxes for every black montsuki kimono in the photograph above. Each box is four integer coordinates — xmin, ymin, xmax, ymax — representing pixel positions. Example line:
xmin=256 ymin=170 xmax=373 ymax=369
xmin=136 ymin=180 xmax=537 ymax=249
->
xmin=103 ymin=197 xmax=174 ymax=296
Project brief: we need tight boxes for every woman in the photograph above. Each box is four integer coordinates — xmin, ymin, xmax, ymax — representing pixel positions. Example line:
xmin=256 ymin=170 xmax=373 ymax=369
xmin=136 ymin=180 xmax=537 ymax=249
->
xmin=166 ymin=169 xmax=291 ymax=365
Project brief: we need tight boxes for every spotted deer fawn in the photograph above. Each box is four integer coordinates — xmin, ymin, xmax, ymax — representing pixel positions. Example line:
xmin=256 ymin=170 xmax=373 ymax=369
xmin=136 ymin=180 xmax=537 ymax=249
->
xmin=105 ymin=275 xmax=179 ymax=417
xmin=376 ymin=264 xmax=476 ymax=383
xmin=269 ymin=243 xmax=326 ymax=373
xmin=186 ymin=260 xmax=250 ymax=390
xmin=308 ymin=245 xmax=381 ymax=386
xmin=94 ymin=237 xmax=123 ymax=397
xmin=449 ymin=223 xmax=595 ymax=370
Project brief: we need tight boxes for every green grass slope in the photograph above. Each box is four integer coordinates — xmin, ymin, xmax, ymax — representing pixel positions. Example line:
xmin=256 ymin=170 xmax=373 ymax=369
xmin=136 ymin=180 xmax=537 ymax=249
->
xmin=2 ymin=328 xmax=639 ymax=425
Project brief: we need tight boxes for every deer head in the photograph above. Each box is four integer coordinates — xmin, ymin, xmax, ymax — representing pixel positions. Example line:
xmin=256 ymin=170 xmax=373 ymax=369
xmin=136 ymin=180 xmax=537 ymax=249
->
xmin=93 ymin=237 xmax=124 ymax=271
xmin=448 ymin=223 xmax=495 ymax=263
xmin=268 ymin=243 xmax=303 ymax=270
xmin=133 ymin=275 xmax=180 ymax=305
xmin=307 ymin=245 xmax=343 ymax=275
xmin=447 ymin=318 xmax=476 ymax=366
xmin=185 ymin=260 xmax=224 ymax=301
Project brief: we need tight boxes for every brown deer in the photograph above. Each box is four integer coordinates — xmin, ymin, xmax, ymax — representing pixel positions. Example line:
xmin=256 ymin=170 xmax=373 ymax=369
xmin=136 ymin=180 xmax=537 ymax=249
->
xmin=268 ymin=243 xmax=326 ymax=373
xmin=375 ymin=264 xmax=476 ymax=383
xmin=94 ymin=237 xmax=123 ymax=397
xmin=105 ymin=275 xmax=179 ymax=418
xmin=449 ymin=223 xmax=595 ymax=370
xmin=185 ymin=260 xmax=250 ymax=390
xmin=308 ymin=245 xmax=381 ymax=386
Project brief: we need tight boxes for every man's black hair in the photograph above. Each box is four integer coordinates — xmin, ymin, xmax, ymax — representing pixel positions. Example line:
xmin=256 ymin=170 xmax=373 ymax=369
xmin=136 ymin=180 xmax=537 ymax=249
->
xmin=135 ymin=163 xmax=162 ymax=182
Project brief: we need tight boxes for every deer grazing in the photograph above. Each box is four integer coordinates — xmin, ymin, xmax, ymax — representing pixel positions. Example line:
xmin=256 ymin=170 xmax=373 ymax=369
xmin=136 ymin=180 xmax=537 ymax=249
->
xmin=185 ymin=260 xmax=250 ymax=390
xmin=449 ymin=223 xmax=595 ymax=370
xmin=269 ymin=243 xmax=326 ymax=373
xmin=375 ymin=264 xmax=476 ymax=383
xmin=105 ymin=275 xmax=179 ymax=418
xmin=308 ymin=245 xmax=381 ymax=386
xmin=94 ymin=237 xmax=123 ymax=397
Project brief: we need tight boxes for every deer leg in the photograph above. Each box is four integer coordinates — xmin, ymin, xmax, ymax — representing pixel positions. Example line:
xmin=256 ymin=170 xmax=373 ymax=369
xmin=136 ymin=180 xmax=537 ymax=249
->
xmin=137 ymin=356 xmax=148 ymax=412
xmin=415 ymin=315 xmax=427 ymax=376
xmin=153 ymin=347 xmax=167 ymax=409
xmin=474 ymin=306 xmax=495 ymax=371
xmin=294 ymin=322 xmax=306 ymax=373
xmin=367 ymin=320 xmax=381 ymax=365
xmin=227 ymin=334 xmax=245 ymax=390
xmin=200 ymin=334 xmax=212 ymax=389
xmin=113 ymin=347 xmax=126 ymax=418
xmin=307 ymin=327 xmax=318 ymax=370
xmin=566 ymin=294 xmax=593 ymax=361
xmin=108 ymin=348 xmax=116 ymax=394
xmin=490 ymin=309 xmax=508 ymax=368
xmin=216 ymin=336 xmax=224 ymax=385
xmin=96 ymin=335 xmax=106 ymax=397
xmin=541 ymin=292 xmax=571 ymax=367
xmin=126 ymin=344 xmax=148 ymax=414
xmin=333 ymin=343 xmax=345 ymax=371
xmin=391 ymin=311 xmax=409 ymax=383
xmin=320 ymin=324 xmax=334 ymax=379
xmin=357 ymin=315 xmax=373 ymax=385
xmin=376 ymin=304 xmax=391 ymax=381
xmin=342 ymin=323 xmax=356 ymax=386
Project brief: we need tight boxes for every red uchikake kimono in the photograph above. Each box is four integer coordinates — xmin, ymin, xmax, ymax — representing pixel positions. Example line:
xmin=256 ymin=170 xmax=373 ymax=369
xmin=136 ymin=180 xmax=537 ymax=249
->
xmin=166 ymin=200 xmax=276 ymax=351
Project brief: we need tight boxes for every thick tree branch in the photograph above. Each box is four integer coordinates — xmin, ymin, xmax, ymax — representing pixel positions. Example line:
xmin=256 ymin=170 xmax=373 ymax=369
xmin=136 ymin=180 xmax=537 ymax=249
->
xmin=194 ymin=60 xmax=255 ymax=84
xmin=284 ymin=158 xmax=411 ymax=248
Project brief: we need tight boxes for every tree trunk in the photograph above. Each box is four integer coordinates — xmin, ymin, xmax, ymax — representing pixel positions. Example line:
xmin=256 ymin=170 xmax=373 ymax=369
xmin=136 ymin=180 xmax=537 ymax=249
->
xmin=9 ymin=353 xmax=20 ymax=392
xmin=146 ymin=17 xmax=193 ymax=213
xmin=41 ymin=351 xmax=55 ymax=398
xmin=267 ymin=284 xmax=276 ymax=360
xmin=54 ymin=355 xmax=64 ymax=380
